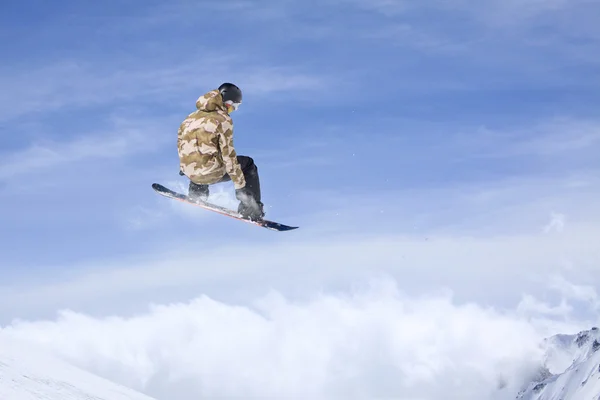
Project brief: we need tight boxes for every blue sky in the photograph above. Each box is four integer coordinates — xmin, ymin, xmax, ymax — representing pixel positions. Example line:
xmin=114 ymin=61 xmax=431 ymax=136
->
xmin=1 ymin=1 xmax=600 ymax=397
xmin=1 ymin=0 xmax=599 ymax=298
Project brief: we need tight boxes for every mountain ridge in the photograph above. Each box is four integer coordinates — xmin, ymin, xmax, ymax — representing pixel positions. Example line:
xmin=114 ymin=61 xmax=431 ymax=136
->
xmin=0 ymin=334 xmax=156 ymax=400
xmin=517 ymin=327 xmax=600 ymax=400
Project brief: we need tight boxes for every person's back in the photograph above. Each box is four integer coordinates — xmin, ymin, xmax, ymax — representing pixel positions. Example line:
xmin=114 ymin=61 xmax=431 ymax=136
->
xmin=177 ymin=89 xmax=242 ymax=185
xmin=177 ymin=83 xmax=265 ymax=221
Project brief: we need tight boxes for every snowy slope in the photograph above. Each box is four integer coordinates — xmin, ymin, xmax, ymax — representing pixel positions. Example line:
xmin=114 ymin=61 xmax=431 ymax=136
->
xmin=517 ymin=327 xmax=600 ymax=400
xmin=0 ymin=334 xmax=156 ymax=400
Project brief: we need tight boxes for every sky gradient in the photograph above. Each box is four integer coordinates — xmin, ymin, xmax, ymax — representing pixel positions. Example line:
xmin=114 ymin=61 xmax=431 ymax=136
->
xmin=1 ymin=0 xmax=600 ymax=399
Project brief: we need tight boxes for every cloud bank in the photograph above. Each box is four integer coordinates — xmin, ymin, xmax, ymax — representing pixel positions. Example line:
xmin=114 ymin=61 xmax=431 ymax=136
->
xmin=3 ymin=276 xmax=597 ymax=400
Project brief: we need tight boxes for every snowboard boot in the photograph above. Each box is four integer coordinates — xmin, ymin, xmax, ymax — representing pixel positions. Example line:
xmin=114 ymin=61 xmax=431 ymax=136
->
xmin=238 ymin=200 xmax=265 ymax=221
xmin=188 ymin=182 xmax=209 ymax=202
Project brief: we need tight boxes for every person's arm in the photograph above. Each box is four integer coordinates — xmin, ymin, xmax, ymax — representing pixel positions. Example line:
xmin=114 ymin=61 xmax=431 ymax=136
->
xmin=218 ymin=117 xmax=246 ymax=189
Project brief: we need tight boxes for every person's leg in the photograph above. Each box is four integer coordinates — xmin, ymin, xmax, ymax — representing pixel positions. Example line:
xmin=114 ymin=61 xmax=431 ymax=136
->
xmin=237 ymin=156 xmax=262 ymax=203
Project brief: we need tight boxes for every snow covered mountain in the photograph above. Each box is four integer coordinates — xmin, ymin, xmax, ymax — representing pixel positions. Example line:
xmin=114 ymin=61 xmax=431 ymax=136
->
xmin=0 ymin=334 xmax=156 ymax=400
xmin=517 ymin=327 xmax=600 ymax=400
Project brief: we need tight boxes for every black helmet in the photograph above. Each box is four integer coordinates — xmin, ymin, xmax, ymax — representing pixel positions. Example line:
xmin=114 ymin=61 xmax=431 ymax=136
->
xmin=218 ymin=82 xmax=242 ymax=104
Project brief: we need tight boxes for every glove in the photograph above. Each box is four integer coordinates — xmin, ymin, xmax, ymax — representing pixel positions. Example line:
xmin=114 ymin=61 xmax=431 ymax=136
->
xmin=235 ymin=187 xmax=264 ymax=220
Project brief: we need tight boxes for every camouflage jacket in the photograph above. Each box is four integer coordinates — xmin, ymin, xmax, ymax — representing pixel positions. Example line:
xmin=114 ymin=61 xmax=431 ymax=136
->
xmin=177 ymin=89 xmax=246 ymax=189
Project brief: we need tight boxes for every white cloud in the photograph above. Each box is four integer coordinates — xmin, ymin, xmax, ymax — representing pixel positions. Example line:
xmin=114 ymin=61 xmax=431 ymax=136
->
xmin=124 ymin=206 xmax=168 ymax=231
xmin=0 ymin=116 xmax=168 ymax=181
xmin=2 ymin=218 xmax=599 ymax=326
xmin=1 ymin=157 xmax=599 ymax=320
xmin=543 ymin=213 xmax=566 ymax=233
xmin=548 ymin=275 xmax=600 ymax=311
xmin=2 ymin=277 xmax=581 ymax=400
xmin=351 ymin=0 xmax=587 ymax=24
xmin=517 ymin=295 xmax=572 ymax=319
xmin=431 ymin=118 xmax=600 ymax=171
xmin=335 ymin=0 xmax=600 ymax=89
xmin=504 ymin=118 xmax=600 ymax=158
xmin=238 ymin=67 xmax=323 ymax=94
xmin=0 ymin=56 xmax=328 ymax=123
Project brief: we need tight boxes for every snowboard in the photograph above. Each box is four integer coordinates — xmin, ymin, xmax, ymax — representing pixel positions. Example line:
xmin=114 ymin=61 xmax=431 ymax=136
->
xmin=151 ymin=183 xmax=299 ymax=232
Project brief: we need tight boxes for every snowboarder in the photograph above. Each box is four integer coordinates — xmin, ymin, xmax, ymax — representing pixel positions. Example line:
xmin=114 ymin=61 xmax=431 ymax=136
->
xmin=177 ymin=83 xmax=265 ymax=221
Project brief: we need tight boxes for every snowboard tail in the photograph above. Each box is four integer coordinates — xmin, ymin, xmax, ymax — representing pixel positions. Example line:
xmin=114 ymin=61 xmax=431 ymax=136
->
xmin=151 ymin=183 xmax=298 ymax=232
